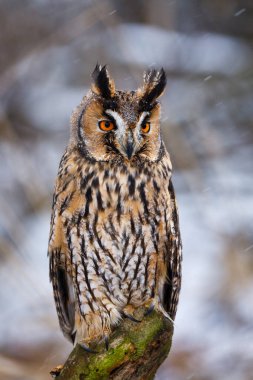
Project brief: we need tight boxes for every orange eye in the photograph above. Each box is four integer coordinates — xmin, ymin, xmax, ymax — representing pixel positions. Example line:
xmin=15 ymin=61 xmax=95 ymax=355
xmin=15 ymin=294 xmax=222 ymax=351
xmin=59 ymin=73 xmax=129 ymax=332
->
xmin=141 ymin=122 xmax=151 ymax=134
xmin=98 ymin=120 xmax=115 ymax=132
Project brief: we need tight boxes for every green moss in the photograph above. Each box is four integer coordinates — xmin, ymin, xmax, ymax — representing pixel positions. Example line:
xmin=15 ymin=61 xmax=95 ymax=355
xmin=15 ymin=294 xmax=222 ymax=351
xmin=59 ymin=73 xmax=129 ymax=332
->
xmin=127 ymin=312 xmax=165 ymax=358
xmin=58 ymin=310 xmax=173 ymax=380
xmin=82 ymin=340 xmax=135 ymax=380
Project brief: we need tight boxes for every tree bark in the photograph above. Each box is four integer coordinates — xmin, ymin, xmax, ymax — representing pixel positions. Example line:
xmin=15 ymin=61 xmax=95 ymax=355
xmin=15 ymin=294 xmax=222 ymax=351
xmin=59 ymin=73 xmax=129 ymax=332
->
xmin=53 ymin=308 xmax=173 ymax=380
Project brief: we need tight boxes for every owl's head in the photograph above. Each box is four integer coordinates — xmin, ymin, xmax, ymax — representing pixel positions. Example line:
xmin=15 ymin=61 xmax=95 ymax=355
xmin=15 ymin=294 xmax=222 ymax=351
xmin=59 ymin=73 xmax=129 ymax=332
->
xmin=70 ymin=65 xmax=166 ymax=163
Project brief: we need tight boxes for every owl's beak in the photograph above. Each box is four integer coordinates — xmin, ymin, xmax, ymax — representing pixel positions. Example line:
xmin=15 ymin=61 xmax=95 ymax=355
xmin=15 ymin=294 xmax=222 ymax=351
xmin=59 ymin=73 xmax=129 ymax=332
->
xmin=125 ymin=141 xmax=134 ymax=159
xmin=121 ymin=133 xmax=135 ymax=160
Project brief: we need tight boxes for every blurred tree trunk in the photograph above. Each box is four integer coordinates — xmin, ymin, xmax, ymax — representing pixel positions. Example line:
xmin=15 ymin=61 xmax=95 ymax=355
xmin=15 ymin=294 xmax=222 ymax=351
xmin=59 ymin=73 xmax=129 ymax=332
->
xmin=54 ymin=309 xmax=173 ymax=380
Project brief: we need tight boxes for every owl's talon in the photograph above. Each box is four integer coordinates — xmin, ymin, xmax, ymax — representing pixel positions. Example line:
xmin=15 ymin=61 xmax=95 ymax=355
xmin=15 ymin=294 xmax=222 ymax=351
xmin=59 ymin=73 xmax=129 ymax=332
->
xmin=144 ymin=303 xmax=155 ymax=316
xmin=122 ymin=311 xmax=141 ymax=323
xmin=79 ymin=343 xmax=98 ymax=354
xmin=104 ymin=335 xmax=109 ymax=351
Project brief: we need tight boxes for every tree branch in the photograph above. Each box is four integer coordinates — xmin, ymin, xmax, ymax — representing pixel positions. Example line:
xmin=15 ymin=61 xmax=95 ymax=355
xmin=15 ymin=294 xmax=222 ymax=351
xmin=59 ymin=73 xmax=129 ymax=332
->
xmin=53 ymin=308 xmax=173 ymax=380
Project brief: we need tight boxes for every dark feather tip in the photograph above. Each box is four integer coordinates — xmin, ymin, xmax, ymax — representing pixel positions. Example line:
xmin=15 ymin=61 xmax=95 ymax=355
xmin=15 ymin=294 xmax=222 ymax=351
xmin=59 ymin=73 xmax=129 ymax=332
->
xmin=92 ymin=63 xmax=112 ymax=99
xmin=143 ymin=68 xmax=167 ymax=104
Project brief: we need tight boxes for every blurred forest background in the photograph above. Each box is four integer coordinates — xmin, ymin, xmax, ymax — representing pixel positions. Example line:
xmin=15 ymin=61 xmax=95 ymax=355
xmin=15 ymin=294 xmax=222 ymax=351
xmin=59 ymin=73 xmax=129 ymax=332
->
xmin=0 ymin=1 xmax=253 ymax=379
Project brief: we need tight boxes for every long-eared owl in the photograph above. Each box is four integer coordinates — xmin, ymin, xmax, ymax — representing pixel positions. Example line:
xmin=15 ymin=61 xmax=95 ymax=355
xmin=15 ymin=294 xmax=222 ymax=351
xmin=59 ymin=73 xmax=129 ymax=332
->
xmin=48 ymin=65 xmax=182 ymax=350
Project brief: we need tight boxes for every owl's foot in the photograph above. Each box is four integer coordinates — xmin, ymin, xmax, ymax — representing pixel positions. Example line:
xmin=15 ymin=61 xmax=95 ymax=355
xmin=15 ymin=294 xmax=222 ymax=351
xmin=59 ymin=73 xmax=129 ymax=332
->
xmin=50 ymin=365 xmax=63 ymax=378
xmin=79 ymin=342 xmax=98 ymax=354
xmin=79 ymin=330 xmax=111 ymax=353
xmin=144 ymin=302 xmax=155 ymax=316
xmin=122 ymin=311 xmax=141 ymax=323
xmin=143 ymin=299 xmax=174 ymax=324
xmin=122 ymin=305 xmax=141 ymax=323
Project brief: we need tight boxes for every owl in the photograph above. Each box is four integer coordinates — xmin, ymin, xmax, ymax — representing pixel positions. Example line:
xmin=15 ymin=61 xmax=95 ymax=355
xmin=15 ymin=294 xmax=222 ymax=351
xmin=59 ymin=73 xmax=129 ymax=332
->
xmin=48 ymin=64 xmax=182 ymax=352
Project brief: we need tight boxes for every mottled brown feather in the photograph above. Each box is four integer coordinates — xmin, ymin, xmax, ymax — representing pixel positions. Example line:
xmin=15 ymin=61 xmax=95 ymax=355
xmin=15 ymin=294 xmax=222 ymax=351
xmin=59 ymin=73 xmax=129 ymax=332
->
xmin=48 ymin=66 xmax=182 ymax=346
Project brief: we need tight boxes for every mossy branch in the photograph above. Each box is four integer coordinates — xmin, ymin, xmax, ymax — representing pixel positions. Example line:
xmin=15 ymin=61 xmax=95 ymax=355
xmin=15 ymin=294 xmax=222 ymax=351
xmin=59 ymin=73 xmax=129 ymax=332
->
xmin=53 ymin=308 xmax=174 ymax=380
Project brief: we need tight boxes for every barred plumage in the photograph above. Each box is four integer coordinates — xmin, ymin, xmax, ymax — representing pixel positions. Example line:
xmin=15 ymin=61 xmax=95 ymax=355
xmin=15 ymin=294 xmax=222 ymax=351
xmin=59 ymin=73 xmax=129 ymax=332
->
xmin=48 ymin=65 xmax=182 ymax=348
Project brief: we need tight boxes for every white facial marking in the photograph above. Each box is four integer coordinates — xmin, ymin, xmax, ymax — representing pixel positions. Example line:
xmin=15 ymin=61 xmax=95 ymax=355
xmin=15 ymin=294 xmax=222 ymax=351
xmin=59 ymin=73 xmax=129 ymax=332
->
xmin=105 ymin=110 xmax=126 ymax=137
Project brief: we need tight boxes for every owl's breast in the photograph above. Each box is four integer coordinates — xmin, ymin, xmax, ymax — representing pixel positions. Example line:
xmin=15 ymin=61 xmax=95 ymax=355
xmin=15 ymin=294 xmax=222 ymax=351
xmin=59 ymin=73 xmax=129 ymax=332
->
xmin=58 ymin=158 xmax=172 ymax=308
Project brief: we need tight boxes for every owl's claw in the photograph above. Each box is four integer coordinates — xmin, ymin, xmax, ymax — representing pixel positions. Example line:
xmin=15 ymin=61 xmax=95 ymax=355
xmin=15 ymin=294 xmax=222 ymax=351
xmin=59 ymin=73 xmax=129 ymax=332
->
xmin=79 ymin=342 xmax=98 ymax=354
xmin=144 ymin=303 xmax=155 ymax=316
xmin=104 ymin=335 xmax=109 ymax=351
xmin=122 ymin=311 xmax=141 ymax=323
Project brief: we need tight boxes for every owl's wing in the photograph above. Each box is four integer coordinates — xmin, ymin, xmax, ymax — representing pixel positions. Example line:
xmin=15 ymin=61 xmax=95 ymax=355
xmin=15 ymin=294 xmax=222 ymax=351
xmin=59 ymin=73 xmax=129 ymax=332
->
xmin=48 ymin=200 xmax=76 ymax=343
xmin=49 ymin=248 xmax=76 ymax=343
xmin=162 ymin=179 xmax=182 ymax=320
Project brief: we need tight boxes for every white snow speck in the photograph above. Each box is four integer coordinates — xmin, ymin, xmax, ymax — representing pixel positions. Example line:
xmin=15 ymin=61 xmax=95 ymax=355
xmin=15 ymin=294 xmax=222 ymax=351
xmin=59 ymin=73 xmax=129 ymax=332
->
xmin=234 ymin=8 xmax=246 ymax=17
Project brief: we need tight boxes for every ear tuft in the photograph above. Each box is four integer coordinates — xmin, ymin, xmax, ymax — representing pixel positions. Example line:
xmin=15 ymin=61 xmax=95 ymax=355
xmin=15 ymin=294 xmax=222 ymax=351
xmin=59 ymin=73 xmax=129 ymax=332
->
xmin=140 ymin=68 xmax=167 ymax=105
xmin=91 ymin=64 xmax=115 ymax=99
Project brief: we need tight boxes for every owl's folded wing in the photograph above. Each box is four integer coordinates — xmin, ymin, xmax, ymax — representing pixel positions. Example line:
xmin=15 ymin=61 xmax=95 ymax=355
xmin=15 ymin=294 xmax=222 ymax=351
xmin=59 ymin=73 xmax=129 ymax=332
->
xmin=162 ymin=180 xmax=182 ymax=320
xmin=49 ymin=248 xmax=76 ymax=343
